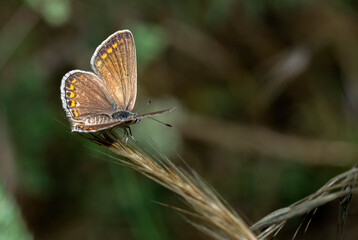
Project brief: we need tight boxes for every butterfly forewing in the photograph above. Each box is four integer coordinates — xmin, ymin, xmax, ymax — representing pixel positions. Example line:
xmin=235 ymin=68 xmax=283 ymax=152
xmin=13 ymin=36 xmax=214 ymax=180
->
xmin=61 ymin=70 xmax=116 ymax=130
xmin=90 ymin=30 xmax=137 ymax=111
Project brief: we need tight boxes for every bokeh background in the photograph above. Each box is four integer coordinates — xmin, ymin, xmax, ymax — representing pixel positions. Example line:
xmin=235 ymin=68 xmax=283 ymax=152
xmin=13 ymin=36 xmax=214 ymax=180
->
xmin=1 ymin=0 xmax=358 ymax=239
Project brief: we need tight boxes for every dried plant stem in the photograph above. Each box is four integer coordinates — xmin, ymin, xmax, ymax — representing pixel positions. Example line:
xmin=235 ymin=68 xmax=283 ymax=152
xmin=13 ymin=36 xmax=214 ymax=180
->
xmin=87 ymin=131 xmax=257 ymax=240
xmin=251 ymin=164 xmax=358 ymax=239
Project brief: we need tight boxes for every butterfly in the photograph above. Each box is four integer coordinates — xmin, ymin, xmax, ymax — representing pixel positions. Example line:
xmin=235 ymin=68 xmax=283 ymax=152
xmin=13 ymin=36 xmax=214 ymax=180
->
xmin=60 ymin=30 xmax=173 ymax=135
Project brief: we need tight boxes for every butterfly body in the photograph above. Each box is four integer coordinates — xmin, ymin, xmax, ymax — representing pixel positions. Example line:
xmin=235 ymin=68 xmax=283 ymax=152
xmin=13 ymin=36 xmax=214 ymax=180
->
xmin=112 ymin=110 xmax=139 ymax=123
xmin=60 ymin=30 xmax=172 ymax=133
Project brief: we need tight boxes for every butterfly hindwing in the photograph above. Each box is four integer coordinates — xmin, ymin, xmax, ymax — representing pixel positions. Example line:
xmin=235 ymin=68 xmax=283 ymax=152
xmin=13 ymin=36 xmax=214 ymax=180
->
xmin=60 ymin=70 xmax=116 ymax=130
xmin=90 ymin=30 xmax=137 ymax=111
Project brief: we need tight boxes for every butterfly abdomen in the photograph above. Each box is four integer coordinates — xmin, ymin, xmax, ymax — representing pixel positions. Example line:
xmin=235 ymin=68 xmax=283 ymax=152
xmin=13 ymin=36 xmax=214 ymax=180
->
xmin=84 ymin=114 xmax=112 ymax=124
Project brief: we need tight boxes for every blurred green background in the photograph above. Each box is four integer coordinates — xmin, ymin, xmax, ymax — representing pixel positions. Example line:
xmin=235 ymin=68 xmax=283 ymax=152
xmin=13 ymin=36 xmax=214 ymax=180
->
xmin=1 ymin=0 xmax=358 ymax=239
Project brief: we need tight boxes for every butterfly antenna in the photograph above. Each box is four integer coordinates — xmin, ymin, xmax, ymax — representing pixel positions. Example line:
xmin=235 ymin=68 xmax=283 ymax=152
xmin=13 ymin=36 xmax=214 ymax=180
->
xmin=148 ymin=117 xmax=172 ymax=127
xmin=136 ymin=100 xmax=151 ymax=114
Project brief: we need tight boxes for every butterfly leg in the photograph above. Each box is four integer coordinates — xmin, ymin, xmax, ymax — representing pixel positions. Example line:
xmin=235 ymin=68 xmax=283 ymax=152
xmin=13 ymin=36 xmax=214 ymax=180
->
xmin=127 ymin=127 xmax=136 ymax=142
xmin=122 ymin=128 xmax=129 ymax=144
xmin=121 ymin=127 xmax=136 ymax=143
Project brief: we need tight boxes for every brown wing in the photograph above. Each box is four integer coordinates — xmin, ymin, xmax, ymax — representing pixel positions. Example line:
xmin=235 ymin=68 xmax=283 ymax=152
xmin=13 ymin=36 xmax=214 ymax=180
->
xmin=60 ymin=70 xmax=116 ymax=128
xmin=90 ymin=30 xmax=137 ymax=111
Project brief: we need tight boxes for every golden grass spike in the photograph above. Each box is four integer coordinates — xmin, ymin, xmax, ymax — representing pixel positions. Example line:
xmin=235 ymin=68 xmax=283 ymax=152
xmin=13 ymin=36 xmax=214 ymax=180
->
xmin=83 ymin=131 xmax=257 ymax=240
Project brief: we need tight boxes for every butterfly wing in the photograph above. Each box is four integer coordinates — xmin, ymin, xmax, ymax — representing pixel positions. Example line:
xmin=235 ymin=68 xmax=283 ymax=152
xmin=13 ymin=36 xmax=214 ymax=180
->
xmin=61 ymin=70 xmax=117 ymax=131
xmin=90 ymin=30 xmax=137 ymax=111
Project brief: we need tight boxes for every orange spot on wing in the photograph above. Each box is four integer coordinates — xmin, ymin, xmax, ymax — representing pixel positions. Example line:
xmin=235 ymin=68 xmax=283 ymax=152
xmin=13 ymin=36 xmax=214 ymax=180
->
xmin=107 ymin=48 xmax=113 ymax=53
xmin=96 ymin=60 xmax=102 ymax=67
xmin=71 ymin=78 xmax=77 ymax=83
xmin=101 ymin=53 xmax=107 ymax=59
xmin=112 ymin=43 xmax=118 ymax=48
xmin=72 ymin=109 xmax=79 ymax=118
xmin=69 ymin=92 xmax=75 ymax=98
xmin=118 ymin=40 xmax=124 ymax=44
xmin=68 ymin=84 xmax=74 ymax=90
xmin=70 ymin=100 xmax=76 ymax=107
